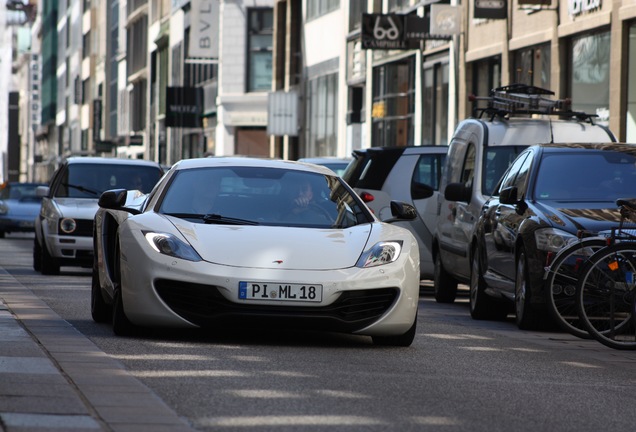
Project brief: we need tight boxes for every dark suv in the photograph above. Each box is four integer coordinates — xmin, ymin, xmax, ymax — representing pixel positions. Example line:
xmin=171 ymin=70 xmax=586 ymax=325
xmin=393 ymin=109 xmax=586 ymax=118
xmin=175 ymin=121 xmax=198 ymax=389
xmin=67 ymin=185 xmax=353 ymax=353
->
xmin=342 ymin=146 xmax=447 ymax=280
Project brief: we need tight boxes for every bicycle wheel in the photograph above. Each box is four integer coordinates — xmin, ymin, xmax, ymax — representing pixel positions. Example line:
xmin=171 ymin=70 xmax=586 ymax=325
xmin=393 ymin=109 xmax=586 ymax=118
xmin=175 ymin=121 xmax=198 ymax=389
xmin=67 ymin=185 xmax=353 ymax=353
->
xmin=544 ymin=237 xmax=607 ymax=339
xmin=575 ymin=243 xmax=636 ymax=350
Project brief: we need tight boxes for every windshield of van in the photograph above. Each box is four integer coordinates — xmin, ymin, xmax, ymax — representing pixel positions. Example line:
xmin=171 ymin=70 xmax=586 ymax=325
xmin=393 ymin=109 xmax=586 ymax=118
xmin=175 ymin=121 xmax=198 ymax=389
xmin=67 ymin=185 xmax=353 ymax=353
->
xmin=482 ymin=146 xmax=527 ymax=196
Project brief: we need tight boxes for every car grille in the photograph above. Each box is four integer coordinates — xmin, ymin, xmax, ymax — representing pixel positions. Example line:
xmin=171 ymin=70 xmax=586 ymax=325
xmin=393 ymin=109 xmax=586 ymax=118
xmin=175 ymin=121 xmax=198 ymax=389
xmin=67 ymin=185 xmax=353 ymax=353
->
xmin=154 ymin=279 xmax=399 ymax=332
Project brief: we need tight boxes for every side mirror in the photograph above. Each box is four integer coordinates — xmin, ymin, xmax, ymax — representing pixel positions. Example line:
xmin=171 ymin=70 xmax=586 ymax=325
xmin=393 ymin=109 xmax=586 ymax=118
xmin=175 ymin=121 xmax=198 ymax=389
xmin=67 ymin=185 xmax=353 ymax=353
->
xmin=444 ymin=182 xmax=471 ymax=203
xmin=499 ymin=186 xmax=519 ymax=205
xmin=98 ymin=189 xmax=141 ymax=215
xmin=384 ymin=201 xmax=418 ymax=223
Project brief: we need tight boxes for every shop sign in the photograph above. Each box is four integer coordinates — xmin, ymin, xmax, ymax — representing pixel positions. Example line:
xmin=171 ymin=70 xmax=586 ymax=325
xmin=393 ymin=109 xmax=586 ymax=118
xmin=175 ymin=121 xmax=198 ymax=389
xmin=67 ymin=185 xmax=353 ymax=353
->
xmin=430 ymin=5 xmax=460 ymax=36
xmin=166 ymin=87 xmax=203 ymax=128
xmin=568 ymin=0 xmax=602 ymax=17
xmin=189 ymin=0 xmax=219 ymax=58
xmin=474 ymin=0 xmax=507 ymax=20
xmin=362 ymin=14 xmax=426 ymax=50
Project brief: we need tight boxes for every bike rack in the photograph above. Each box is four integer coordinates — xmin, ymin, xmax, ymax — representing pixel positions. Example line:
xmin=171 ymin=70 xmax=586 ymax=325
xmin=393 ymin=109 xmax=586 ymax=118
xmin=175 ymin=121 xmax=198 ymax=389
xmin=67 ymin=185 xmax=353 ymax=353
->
xmin=469 ymin=84 xmax=597 ymax=123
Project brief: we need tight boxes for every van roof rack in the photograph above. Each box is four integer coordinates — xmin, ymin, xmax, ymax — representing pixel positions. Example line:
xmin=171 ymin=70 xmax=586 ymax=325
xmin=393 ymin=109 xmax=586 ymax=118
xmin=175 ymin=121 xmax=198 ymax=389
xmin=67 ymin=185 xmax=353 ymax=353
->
xmin=469 ymin=83 xmax=597 ymax=123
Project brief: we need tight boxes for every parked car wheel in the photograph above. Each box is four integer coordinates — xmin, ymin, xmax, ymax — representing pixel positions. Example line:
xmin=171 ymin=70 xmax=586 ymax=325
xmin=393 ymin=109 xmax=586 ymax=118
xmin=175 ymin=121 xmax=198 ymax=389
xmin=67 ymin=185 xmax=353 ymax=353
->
xmin=470 ymin=247 xmax=509 ymax=320
xmin=32 ymin=237 xmax=41 ymax=272
xmin=515 ymin=250 xmax=542 ymax=330
xmin=40 ymin=238 xmax=60 ymax=275
xmin=434 ymin=252 xmax=457 ymax=303
xmin=372 ymin=317 xmax=417 ymax=347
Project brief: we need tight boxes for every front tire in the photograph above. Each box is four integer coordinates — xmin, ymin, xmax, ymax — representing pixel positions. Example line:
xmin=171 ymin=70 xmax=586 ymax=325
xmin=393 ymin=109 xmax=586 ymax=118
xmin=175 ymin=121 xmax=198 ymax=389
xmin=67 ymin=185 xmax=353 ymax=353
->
xmin=40 ymin=237 xmax=60 ymax=275
xmin=372 ymin=317 xmax=417 ymax=347
xmin=434 ymin=252 xmax=458 ymax=303
xmin=33 ymin=237 xmax=41 ymax=272
xmin=515 ymin=250 xmax=543 ymax=330
xmin=470 ymin=247 xmax=508 ymax=320
xmin=111 ymin=246 xmax=136 ymax=336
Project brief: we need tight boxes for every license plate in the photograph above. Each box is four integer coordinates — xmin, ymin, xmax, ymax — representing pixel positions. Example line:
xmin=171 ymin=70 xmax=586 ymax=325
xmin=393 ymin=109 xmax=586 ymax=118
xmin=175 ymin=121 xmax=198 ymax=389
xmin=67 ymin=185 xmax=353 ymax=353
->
xmin=239 ymin=281 xmax=323 ymax=302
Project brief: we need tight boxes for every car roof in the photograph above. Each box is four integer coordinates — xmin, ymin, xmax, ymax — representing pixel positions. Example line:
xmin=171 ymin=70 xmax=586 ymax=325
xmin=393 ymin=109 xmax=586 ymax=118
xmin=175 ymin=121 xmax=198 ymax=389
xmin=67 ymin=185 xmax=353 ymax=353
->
xmin=528 ymin=142 xmax=636 ymax=156
xmin=172 ymin=157 xmax=336 ymax=175
xmin=352 ymin=145 xmax=447 ymax=157
xmin=64 ymin=157 xmax=162 ymax=167
xmin=298 ymin=157 xmax=351 ymax=164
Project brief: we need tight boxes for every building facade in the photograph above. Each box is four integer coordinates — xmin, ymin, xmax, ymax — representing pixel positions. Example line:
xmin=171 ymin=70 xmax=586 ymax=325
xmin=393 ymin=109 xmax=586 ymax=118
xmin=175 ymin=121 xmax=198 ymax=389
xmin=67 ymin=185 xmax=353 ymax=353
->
xmin=7 ymin=0 xmax=636 ymax=183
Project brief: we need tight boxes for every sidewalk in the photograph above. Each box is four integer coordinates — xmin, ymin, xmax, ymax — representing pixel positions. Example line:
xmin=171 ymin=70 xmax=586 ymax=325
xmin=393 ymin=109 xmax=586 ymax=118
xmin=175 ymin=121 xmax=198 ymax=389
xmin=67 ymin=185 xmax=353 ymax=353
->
xmin=0 ymin=267 xmax=197 ymax=432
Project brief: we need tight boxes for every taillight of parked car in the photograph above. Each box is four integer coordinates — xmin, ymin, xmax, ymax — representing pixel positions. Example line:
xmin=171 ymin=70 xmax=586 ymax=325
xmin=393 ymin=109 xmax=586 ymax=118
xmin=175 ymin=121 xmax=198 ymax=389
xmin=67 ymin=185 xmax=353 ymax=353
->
xmin=360 ymin=192 xmax=374 ymax=203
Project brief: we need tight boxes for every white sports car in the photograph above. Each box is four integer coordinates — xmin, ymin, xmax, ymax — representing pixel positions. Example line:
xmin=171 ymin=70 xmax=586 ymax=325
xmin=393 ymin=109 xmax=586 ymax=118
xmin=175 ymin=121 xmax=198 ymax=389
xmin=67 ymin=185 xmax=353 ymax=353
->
xmin=92 ymin=157 xmax=421 ymax=346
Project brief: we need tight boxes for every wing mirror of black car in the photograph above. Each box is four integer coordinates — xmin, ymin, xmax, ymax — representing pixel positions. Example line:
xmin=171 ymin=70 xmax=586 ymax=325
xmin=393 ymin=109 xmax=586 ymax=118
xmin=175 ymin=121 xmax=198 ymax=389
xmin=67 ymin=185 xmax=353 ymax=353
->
xmin=383 ymin=201 xmax=418 ymax=223
xmin=498 ymin=186 xmax=519 ymax=205
xmin=444 ymin=182 xmax=471 ymax=203
xmin=98 ymin=189 xmax=141 ymax=215
xmin=411 ymin=182 xmax=435 ymax=200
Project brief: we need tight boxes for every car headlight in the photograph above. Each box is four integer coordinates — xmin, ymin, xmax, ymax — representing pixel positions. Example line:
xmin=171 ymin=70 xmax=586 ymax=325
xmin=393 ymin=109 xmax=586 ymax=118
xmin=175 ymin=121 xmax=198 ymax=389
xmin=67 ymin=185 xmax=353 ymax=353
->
xmin=0 ymin=201 xmax=8 ymax=215
xmin=59 ymin=218 xmax=77 ymax=234
xmin=534 ymin=228 xmax=577 ymax=253
xmin=143 ymin=231 xmax=202 ymax=262
xmin=356 ymin=241 xmax=403 ymax=268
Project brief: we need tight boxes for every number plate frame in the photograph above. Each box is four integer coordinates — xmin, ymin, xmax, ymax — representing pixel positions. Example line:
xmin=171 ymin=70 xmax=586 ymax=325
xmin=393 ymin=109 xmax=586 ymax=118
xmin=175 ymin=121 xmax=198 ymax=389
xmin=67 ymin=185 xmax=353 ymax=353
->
xmin=238 ymin=281 xmax=323 ymax=302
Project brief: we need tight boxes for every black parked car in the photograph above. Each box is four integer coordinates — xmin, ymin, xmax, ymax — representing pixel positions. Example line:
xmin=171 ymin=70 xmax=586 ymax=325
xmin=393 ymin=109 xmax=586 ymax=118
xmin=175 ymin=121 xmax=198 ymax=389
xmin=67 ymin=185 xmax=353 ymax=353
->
xmin=470 ymin=143 xmax=636 ymax=330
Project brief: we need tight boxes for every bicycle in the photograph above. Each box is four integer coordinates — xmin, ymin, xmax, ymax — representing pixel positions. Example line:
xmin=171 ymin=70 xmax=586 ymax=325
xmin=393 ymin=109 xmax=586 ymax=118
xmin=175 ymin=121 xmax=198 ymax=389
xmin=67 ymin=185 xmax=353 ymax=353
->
xmin=574 ymin=198 xmax=636 ymax=350
xmin=544 ymin=234 xmax=608 ymax=339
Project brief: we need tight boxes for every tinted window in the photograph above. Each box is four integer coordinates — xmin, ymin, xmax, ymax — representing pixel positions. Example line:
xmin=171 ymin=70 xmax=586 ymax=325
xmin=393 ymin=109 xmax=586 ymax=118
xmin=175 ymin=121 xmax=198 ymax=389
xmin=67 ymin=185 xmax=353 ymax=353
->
xmin=498 ymin=152 xmax=530 ymax=193
xmin=534 ymin=150 xmax=636 ymax=201
xmin=159 ymin=167 xmax=371 ymax=229
xmin=54 ymin=164 xmax=163 ymax=198
xmin=342 ymin=149 xmax=404 ymax=190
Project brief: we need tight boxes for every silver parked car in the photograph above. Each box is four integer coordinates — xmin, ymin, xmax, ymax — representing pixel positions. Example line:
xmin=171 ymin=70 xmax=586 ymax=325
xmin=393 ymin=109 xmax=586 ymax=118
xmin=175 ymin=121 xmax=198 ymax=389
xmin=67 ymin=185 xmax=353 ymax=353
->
xmin=33 ymin=157 xmax=164 ymax=275
xmin=342 ymin=145 xmax=448 ymax=280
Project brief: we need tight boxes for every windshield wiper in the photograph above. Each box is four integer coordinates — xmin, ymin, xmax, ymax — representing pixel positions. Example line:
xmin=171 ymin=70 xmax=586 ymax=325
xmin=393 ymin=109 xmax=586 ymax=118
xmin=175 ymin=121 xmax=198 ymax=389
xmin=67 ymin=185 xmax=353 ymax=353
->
xmin=164 ymin=212 xmax=259 ymax=226
xmin=62 ymin=183 xmax=100 ymax=196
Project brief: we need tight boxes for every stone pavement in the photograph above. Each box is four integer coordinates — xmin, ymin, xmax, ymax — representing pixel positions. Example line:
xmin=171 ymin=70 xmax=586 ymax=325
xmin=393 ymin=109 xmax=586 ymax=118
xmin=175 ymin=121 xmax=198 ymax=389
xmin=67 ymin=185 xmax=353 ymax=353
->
xmin=0 ymin=267 xmax=197 ymax=432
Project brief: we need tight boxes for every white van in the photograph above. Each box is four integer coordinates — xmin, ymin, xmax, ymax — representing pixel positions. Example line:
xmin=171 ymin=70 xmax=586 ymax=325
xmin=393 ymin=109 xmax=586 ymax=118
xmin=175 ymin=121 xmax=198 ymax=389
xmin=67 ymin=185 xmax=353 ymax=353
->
xmin=433 ymin=84 xmax=616 ymax=303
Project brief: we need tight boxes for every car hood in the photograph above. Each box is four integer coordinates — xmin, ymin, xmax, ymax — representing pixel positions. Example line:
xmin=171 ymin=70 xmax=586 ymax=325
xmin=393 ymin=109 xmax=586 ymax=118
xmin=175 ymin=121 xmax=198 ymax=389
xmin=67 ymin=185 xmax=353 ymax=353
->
xmin=52 ymin=198 xmax=99 ymax=219
xmin=167 ymin=217 xmax=373 ymax=270
xmin=534 ymin=201 xmax=623 ymax=233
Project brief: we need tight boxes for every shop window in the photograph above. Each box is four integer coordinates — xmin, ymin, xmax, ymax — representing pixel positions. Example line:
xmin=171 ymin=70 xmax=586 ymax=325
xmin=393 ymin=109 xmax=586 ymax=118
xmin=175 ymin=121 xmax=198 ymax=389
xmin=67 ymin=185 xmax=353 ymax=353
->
xmin=471 ymin=56 xmax=500 ymax=114
xmin=371 ymin=57 xmax=415 ymax=147
xmin=423 ymin=60 xmax=449 ymax=145
xmin=307 ymin=0 xmax=339 ymax=21
xmin=305 ymin=73 xmax=338 ymax=156
xmin=513 ymin=43 xmax=550 ymax=88
xmin=568 ymin=30 xmax=610 ymax=125
xmin=247 ymin=9 xmax=273 ymax=92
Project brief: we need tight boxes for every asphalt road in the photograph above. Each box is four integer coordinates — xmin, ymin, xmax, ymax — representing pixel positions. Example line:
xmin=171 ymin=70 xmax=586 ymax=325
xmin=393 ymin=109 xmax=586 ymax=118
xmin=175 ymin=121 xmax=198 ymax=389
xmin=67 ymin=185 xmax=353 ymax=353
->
xmin=3 ymin=233 xmax=636 ymax=432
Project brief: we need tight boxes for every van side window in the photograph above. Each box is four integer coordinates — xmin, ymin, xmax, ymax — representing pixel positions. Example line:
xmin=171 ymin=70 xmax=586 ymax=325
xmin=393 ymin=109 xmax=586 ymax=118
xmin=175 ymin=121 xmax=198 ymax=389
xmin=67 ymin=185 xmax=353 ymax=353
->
xmin=460 ymin=143 xmax=476 ymax=189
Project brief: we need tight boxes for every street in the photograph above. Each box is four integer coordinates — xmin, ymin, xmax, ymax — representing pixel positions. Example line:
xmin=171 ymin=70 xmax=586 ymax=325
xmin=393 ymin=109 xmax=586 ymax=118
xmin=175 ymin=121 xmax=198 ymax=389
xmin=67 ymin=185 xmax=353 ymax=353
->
xmin=2 ymin=233 xmax=636 ymax=432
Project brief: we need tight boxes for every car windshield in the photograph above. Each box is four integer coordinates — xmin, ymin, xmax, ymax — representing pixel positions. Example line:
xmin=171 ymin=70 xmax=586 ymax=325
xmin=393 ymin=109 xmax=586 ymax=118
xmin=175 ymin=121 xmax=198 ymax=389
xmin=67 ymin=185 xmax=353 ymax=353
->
xmin=533 ymin=150 xmax=636 ymax=202
xmin=158 ymin=166 xmax=372 ymax=228
xmin=0 ymin=183 xmax=43 ymax=201
xmin=54 ymin=164 xmax=163 ymax=198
